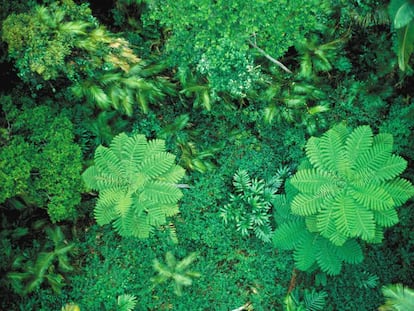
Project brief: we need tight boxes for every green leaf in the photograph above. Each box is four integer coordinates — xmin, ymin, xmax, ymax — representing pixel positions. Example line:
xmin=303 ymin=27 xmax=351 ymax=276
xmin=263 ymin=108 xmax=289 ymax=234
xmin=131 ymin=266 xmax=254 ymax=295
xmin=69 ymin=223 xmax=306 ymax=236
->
xmin=335 ymin=239 xmax=363 ymax=264
xmin=383 ymin=177 xmax=414 ymax=205
xmin=345 ymin=125 xmax=373 ymax=169
xmin=315 ymin=238 xmax=342 ymax=275
xmin=291 ymin=193 xmax=326 ymax=216
xmin=350 ymin=206 xmax=376 ymax=240
xmin=273 ymin=219 xmax=308 ymax=250
xmin=332 ymin=194 xmax=357 ymax=237
xmin=290 ymin=169 xmax=336 ymax=194
xmin=350 ymin=183 xmax=394 ymax=211
xmin=375 ymin=155 xmax=407 ymax=181
xmin=294 ymin=232 xmax=318 ymax=271
xmin=394 ymin=1 xmax=414 ymax=28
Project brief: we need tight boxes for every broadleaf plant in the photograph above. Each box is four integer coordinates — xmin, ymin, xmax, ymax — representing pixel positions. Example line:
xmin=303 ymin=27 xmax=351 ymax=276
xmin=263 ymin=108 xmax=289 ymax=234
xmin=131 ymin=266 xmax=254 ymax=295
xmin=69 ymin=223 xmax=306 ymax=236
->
xmin=82 ymin=132 xmax=185 ymax=238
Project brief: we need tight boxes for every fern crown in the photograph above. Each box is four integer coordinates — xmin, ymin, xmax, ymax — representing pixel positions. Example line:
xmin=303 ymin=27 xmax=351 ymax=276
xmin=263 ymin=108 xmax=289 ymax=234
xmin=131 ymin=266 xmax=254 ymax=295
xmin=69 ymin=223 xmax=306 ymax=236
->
xmin=82 ymin=132 xmax=185 ymax=238
xmin=290 ymin=124 xmax=414 ymax=245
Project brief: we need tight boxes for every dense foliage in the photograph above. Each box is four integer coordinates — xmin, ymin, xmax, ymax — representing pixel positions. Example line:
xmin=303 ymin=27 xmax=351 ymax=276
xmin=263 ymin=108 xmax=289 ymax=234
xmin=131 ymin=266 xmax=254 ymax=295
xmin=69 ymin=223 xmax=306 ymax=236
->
xmin=1 ymin=0 xmax=414 ymax=310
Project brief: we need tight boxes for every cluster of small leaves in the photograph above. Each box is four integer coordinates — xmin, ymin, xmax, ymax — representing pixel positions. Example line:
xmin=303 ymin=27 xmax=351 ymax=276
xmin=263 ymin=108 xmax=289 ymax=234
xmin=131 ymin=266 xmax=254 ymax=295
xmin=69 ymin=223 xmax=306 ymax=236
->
xmin=7 ymin=226 xmax=76 ymax=295
xmin=0 ymin=97 xmax=83 ymax=222
xmin=220 ymin=168 xmax=290 ymax=243
xmin=284 ymin=288 xmax=328 ymax=311
xmin=147 ymin=0 xmax=331 ymax=96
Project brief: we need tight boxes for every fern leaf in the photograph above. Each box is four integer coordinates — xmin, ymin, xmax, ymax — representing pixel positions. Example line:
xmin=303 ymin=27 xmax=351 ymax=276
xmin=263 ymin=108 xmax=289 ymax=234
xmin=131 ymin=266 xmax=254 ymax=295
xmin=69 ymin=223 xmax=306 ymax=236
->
xmin=375 ymin=155 xmax=407 ymax=181
xmin=233 ymin=169 xmax=252 ymax=192
xmin=332 ymin=193 xmax=357 ymax=237
xmin=110 ymin=132 xmax=130 ymax=163
xmin=121 ymin=134 xmax=147 ymax=173
xmin=335 ymin=239 xmax=363 ymax=264
xmin=345 ymin=125 xmax=373 ymax=169
xmin=82 ymin=166 xmax=100 ymax=190
xmin=117 ymin=294 xmax=137 ymax=311
xmin=383 ymin=177 xmax=414 ymax=205
xmin=306 ymin=136 xmax=325 ymax=170
xmin=354 ymin=133 xmax=393 ymax=174
xmin=303 ymin=289 xmax=328 ymax=311
xmin=380 ymin=283 xmax=414 ymax=311
xmin=290 ymin=169 xmax=336 ymax=194
xmin=317 ymin=205 xmax=348 ymax=246
xmin=139 ymin=153 xmax=176 ymax=179
xmin=273 ymin=219 xmax=308 ymax=250
xmin=94 ymin=189 xmax=123 ymax=225
xmin=114 ymin=193 xmax=133 ymax=217
xmin=291 ymin=193 xmax=326 ymax=216
xmin=294 ymin=233 xmax=318 ymax=271
xmin=95 ymin=146 xmax=124 ymax=180
xmin=315 ymin=238 xmax=342 ymax=275
xmin=350 ymin=206 xmax=375 ymax=240
xmin=373 ymin=208 xmax=399 ymax=227
xmin=144 ymin=139 xmax=166 ymax=156
xmin=305 ymin=215 xmax=318 ymax=232
xmin=127 ymin=212 xmax=152 ymax=239
xmin=157 ymin=165 xmax=186 ymax=183
xmin=350 ymin=183 xmax=394 ymax=211
xmin=142 ymin=181 xmax=183 ymax=204
xmin=318 ymin=128 xmax=347 ymax=174
xmin=146 ymin=203 xmax=168 ymax=226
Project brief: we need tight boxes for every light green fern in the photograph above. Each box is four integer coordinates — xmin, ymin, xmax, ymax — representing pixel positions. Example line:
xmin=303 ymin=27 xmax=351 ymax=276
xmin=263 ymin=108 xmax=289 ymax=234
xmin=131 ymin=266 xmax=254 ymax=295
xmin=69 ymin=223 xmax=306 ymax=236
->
xmin=290 ymin=124 xmax=414 ymax=245
xmin=82 ymin=132 xmax=185 ymax=238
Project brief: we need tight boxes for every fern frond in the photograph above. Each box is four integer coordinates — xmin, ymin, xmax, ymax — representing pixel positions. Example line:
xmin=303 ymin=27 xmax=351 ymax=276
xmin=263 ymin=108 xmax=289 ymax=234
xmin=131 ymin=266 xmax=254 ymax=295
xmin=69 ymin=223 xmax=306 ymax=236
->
xmin=350 ymin=206 xmax=375 ymax=240
xmin=318 ymin=128 xmax=347 ymax=174
xmin=315 ymin=238 xmax=342 ymax=275
xmin=121 ymin=134 xmax=147 ymax=172
xmin=291 ymin=193 xmax=326 ymax=216
xmin=380 ymin=283 xmax=414 ymax=311
xmin=157 ymin=165 xmax=186 ymax=183
xmin=383 ymin=177 xmax=414 ymax=205
xmin=317 ymin=205 xmax=348 ymax=246
xmin=139 ymin=153 xmax=175 ymax=179
xmin=345 ymin=125 xmax=373 ymax=169
xmin=233 ymin=169 xmax=252 ymax=192
xmin=375 ymin=155 xmax=407 ymax=181
xmin=294 ymin=233 xmax=318 ymax=271
xmin=142 ymin=181 xmax=183 ymax=204
xmin=82 ymin=166 xmax=100 ymax=190
xmin=303 ymin=289 xmax=328 ymax=311
xmin=144 ymin=139 xmax=166 ymax=156
xmin=332 ymin=193 xmax=357 ymax=237
xmin=95 ymin=146 xmax=124 ymax=180
xmin=290 ymin=169 xmax=336 ymax=194
xmin=109 ymin=132 xmax=130 ymax=162
xmin=94 ymin=189 xmax=124 ymax=225
xmin=335 ymin=239 xmax=363 ymax=264
xmin=117 ymin=294 xmax=137 ymax=311
xmin=350 ymin=183 xmax=394 ymax=211
xmin=373 ymin=209 xmax=399 ymax=227
xmin=273 ymin=219 xmax=308 ymax=250
xmin=354 ymin=133 xmax=393 ymax=174
xmin=306 ymin=137 xmax=325 ymax=171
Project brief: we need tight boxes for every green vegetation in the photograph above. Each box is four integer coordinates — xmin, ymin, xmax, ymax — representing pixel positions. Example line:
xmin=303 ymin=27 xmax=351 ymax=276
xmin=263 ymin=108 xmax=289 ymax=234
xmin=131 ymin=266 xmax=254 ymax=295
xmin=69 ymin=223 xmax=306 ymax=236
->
xmin=1 ymin=0 xmax=414 ymax=310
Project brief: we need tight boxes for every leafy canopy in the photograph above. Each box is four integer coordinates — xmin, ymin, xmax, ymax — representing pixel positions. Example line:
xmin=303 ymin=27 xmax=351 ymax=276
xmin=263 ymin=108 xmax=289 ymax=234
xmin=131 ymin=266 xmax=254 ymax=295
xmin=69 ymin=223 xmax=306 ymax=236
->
xmin=82 ymin=132 xmax=185 ymax=238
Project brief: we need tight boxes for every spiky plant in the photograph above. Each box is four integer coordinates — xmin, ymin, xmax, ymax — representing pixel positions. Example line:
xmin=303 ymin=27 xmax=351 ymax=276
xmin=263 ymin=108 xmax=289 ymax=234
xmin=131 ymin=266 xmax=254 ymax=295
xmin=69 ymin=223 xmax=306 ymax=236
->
xmin=151 ymin=252 xmax=200 ymax=296
xmin=379 ymin=284 xmax=414 ymax=311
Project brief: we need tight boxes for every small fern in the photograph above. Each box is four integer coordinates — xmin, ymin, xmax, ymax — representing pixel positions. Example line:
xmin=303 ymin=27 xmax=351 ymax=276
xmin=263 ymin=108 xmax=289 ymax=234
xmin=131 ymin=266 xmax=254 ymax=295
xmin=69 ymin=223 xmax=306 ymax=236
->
xmin=221 ymin=168 xmax=289 ymax=242
xmin=82 ymin=132 xmax=185 ymax=238
xmin=117 ymin=294 xmax=137 ymax=311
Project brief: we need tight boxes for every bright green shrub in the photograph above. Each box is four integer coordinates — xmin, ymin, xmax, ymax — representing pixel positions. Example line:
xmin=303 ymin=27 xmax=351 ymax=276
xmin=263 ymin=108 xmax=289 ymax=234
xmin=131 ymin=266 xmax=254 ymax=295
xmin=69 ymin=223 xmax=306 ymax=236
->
xmin=0 ymin=97 xmax=83 ymax=222
xmin=274 ymin=124 xmax=414 ymax=275
xmin=82 ymin=132 xmax=185 ymax=238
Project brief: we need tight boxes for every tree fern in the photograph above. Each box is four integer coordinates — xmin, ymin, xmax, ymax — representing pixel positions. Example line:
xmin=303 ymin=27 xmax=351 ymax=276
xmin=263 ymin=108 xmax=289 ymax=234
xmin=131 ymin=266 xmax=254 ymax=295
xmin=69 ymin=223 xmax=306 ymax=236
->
xmin=274 ymin=125 xmax=413 ymax=275
xmin=82 ymin=132 xmax=185 ymax=238
xmin=290 ymin=124 xmax=414 ymax=244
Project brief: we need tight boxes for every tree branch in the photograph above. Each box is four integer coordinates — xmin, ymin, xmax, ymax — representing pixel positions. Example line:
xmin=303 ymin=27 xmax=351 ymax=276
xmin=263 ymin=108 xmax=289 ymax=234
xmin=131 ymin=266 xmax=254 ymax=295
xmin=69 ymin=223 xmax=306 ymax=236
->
xmin=247 ymin=39 xmax=292 ymax=74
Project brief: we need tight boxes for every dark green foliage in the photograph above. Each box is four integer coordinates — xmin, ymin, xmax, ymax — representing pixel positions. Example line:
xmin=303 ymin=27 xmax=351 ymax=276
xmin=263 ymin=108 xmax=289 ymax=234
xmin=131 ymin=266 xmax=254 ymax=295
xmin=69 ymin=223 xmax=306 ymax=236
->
xmin=147 ymin=0 xmax=331 ymax=96
xmin=7 ymin=226 xmax=76 ymax=295
xmin=0 ymin=96 xmax=83 ymax=222
xmin=151 ymin=251 xmax=200 ymax=296
xmin=82 ymin=132 xmax=185 ymax=238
